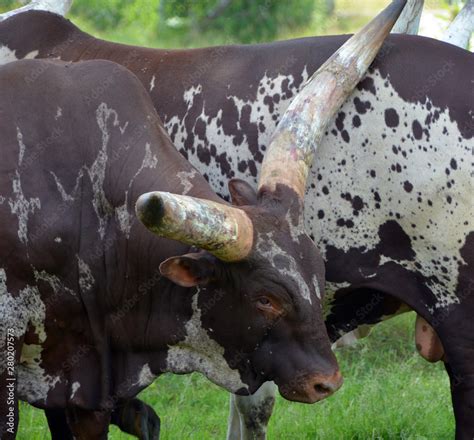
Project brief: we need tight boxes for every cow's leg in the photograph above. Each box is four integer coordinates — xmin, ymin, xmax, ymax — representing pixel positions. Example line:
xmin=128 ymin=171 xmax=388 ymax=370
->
xmin=65 ymin=407 xmax=111 ymax=440
xmin=45 ymin=408 xmax=73 ymax=440
xmin=413 ymin=317 xmax=474 ymax=438
xmin=444 ymin=361 xmax=474 ymax=440
xmin=441 ymin=334 xmax=474 ymax=440
xmin=226 ymin=382 xmax=276 ymax=440
xmin=46 ymin=398 xmax=160 ymax=440
xmin=227 ymin=394 xmax=241 ymax=440
xmin=111 ymin=398 xmax=161 ymax=440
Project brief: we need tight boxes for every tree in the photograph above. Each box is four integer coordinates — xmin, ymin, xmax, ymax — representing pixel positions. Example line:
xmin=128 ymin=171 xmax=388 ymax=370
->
xmin=163 ymin=0 xmax=317 ymax=43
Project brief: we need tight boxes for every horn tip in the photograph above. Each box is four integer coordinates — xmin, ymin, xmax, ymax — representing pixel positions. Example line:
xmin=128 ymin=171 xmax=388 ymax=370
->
xmin=135 ymin=192 xmax=165 ymax=229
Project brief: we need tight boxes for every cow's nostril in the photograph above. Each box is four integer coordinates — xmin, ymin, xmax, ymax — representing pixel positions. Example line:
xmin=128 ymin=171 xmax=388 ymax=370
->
xmin=314 ymin=383 xmax=331 ymax=395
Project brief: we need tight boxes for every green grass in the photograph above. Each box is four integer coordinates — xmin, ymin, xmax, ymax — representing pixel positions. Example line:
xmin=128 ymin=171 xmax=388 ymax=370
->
xmin=17 ymin=313 xmax=454 ymax=439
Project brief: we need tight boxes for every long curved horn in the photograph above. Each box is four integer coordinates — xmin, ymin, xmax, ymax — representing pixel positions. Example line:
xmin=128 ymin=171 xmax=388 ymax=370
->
xmin=258 ymin=0 xmax=407 ymax=199
xmin=391 ymin=0 xmax=424 ymax=34
xmin=0 ymin=0 xmax=73 ymax=21
xmin=441 ymin=0 xmax=474 ymax=50
xmin=136 ymin=192 xmax=254 ymax=262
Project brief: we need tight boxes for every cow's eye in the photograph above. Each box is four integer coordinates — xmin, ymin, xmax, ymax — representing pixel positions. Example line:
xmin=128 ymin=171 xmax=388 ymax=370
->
xmin=255 ymin=296 xmax=282 ymax=318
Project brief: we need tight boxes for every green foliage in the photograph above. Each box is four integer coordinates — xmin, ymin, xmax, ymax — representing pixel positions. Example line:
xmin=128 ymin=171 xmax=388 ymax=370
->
xmin=0 ymin=0 xmax=21 ymax=13
xmin=163 ymin=0 xmax=318 ymax=43
xmin=70 ymin=0 xmax=159 ymax=33
xmin=0 ymin=0 xmax=332 ymax=45
xmin=67 ymin=0 xmax=324 ymax=45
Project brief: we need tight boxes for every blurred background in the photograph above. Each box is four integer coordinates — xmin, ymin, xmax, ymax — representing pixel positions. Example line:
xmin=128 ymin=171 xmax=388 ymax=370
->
xmin=0 ymin=0 xmax=469 ymax=48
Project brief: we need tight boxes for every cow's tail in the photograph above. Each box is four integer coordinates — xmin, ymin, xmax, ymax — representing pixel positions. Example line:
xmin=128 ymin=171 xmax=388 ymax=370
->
xmin=0 ymin=0 xmax=73 ymax=22
xmin=441 ymin=0 xmax=474 ymax=50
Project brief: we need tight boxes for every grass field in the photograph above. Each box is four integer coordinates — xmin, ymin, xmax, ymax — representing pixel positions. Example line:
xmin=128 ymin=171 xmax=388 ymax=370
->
xmin=18 ymin=313 xmax=454 ymax=439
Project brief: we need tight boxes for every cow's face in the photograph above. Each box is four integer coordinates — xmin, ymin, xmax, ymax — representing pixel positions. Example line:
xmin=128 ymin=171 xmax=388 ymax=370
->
xmin=158 ymin=180 xmax=341 ymax=403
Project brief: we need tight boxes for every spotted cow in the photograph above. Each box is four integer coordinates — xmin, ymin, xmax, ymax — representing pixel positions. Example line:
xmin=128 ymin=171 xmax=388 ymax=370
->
xmin=0 ymin=2 xmax=473 ymax=439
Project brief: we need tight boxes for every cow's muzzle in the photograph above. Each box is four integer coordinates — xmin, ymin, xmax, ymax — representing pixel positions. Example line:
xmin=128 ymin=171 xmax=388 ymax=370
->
xmin=279 ymin=370 xmax=343 ymax=403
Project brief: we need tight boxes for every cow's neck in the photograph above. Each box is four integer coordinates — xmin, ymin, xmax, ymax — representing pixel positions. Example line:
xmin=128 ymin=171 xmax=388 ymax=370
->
xmin=103 ymin=234 xmax=251 ymax=395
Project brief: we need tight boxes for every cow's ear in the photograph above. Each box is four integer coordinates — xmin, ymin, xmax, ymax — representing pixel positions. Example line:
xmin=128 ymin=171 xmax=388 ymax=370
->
xmin=159 ymin=253 xmax=216 ymax=287
xmin=228 ymin=179 xmax=257 ymax=206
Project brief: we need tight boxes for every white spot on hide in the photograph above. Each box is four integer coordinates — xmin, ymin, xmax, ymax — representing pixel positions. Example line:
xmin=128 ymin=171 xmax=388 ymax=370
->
xmin=70 ymin=382 xmax=80 ymax=399
xmin=136 ymin=363 xmax=155 ymax=387
xmin=312 ymin=275 xmax=321 ymax=299
xmin=90 ymin=103 xmax=117 ymax=239
xmin=0 ymin=46 xmax=38 ymax=66
xmin=115 ymin=143 xmax=158 ymax=238
xmin=166 ymin=289 xmax=248 ymax=393
xmin=34 ymin=269 xmax=75 ymax=296
xmin=285 ymin=209 xmax=304 ymax=244
xmin=6 ymin=128 xmax=41 ymax=245
xmin=256 ymin=232 xmax=312 ymax=304
xmin=0 ymin=45 xmax=19 ymax=65
xmin=17 ymin=342 xmax=61 ymax=403
xmin=116 ymin=202 xmax=132 ymax=237
xmin=0 ymin=269 xmax=60 ymax=403
xmin=50 ymin=171 xmax=76 ymax=202
xmin=77 ymin=257 xmax=94 ymax=292
xmin=8 ymin=171 xmax=41 ymax=245
xmin=176 ymin=169 xmax=196 ymax=195
xmin=119 ymin=121 xmax=129 ymax=135
xmin=16 ymin=127 xmax=26 ymax=165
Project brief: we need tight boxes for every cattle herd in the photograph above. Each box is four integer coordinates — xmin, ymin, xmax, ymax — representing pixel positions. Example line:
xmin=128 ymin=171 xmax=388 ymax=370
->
xmin=0 ymin=0 xmax=472 ymax=439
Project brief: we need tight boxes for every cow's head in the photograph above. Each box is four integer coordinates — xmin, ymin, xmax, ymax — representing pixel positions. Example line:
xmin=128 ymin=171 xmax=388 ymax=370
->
xmin=136 ymin=0 xmax=406 ymax=403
